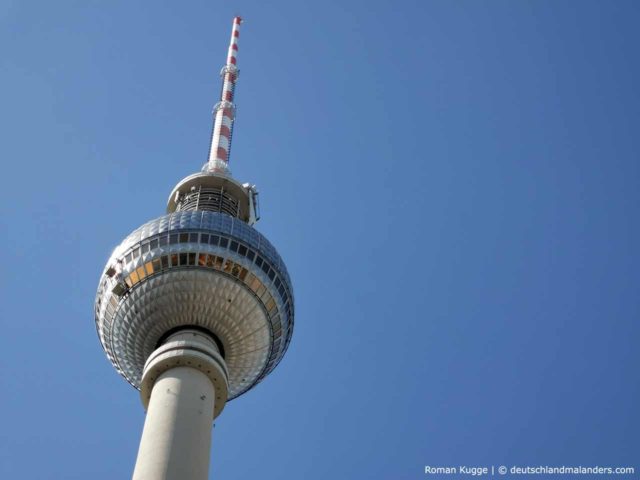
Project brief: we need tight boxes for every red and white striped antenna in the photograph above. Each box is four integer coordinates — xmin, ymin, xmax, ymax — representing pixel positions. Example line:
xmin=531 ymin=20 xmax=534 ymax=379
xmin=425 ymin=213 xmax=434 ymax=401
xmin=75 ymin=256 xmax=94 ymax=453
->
xmin=206 ymin=16 xmax=242 ymax=174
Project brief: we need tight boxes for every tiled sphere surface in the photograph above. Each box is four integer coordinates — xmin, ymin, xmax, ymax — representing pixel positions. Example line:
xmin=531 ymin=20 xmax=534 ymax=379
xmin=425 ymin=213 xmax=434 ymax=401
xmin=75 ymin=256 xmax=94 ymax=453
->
xmin=95 ymin=211 xmax=294 ymax=400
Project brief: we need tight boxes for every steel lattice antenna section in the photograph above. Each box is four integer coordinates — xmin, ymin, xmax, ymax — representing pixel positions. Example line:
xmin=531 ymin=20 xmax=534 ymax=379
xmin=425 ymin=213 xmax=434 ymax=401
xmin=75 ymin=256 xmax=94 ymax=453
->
xmin=94 ymin=16 xmax=294 ymax=480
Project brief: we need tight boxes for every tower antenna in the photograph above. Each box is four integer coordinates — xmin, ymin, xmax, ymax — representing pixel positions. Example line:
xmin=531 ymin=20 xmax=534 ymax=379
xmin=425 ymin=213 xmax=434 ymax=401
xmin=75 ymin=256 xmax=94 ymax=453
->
xmin=207 ymin=16 xmax=242 ymax=174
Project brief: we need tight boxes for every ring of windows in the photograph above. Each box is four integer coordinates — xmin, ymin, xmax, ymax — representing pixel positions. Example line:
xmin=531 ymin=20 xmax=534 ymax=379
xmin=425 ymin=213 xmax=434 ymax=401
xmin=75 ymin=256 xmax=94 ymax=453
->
xmin=118 ymin=230 xmax=291 ymax=312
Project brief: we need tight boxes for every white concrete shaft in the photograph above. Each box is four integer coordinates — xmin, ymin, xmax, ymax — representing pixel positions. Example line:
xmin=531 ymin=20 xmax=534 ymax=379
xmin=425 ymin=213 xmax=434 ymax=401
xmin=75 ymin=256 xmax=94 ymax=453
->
xmin=132 ymin=330 xmax=228 ymax=480
xmin=132 ymin=366 xmax=216 ymax=480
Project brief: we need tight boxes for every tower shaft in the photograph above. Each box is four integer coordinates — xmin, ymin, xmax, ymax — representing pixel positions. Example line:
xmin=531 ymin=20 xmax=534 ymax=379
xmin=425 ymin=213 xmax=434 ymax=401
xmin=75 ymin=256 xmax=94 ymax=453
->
xmin=132 ymin=330 xmax=229 ymax=480
xmin=207 ymin=16 xmax=242 ymax=172
xmin=133 ymin=368 xmax=216 ymax=480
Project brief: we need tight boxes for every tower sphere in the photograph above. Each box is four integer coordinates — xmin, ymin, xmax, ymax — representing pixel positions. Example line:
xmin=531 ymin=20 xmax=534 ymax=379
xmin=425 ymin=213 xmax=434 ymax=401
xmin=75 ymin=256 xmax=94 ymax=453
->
xmin=95 ymin=172 xmax=294 ymax=401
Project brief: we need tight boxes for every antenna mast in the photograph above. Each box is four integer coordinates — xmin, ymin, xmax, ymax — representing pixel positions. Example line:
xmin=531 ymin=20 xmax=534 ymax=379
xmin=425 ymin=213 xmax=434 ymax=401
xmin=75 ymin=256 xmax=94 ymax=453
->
xmin=207 ymin=16 xmax=242 ymax=174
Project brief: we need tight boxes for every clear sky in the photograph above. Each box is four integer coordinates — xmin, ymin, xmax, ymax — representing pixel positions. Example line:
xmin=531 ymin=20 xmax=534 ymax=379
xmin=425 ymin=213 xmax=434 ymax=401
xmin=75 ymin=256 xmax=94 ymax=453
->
xmin=1 ymin=1 xmax=638 ymax=479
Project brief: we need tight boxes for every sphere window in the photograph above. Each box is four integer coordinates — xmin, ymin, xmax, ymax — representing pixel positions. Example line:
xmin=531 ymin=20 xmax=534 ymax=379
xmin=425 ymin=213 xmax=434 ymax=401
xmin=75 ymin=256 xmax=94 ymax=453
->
xmin=136 ymin=266 xmax=146 ymax=281
xmin=144 ymin=262 xmax=154 ymax=275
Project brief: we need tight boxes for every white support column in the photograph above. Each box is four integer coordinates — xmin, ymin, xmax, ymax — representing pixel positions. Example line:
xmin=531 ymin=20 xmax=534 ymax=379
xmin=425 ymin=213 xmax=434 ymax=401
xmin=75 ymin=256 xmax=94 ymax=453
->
xmin=132 ymin=330 xmax=229 ymax=480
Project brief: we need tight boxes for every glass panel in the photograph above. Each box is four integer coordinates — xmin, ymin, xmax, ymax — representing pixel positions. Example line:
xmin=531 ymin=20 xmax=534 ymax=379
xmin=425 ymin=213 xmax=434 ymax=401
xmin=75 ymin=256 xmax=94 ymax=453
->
xmin=230 ymin=241 xmax=239 ymax=252
xmin=219 ymin=237 xmax=228 ymax=248
xmin=249 ymin=275 xmax=261 ymax=292
xmin=189 ymin=233 xmax=199 ymax=243
xmin=247 ymin=250 xmax=255 ymax=261
xmin=161 ymin=256 xmax=169 ymax=269
xmin=152 ymin=258 xmax=162 ymax=271
xmin=255 ymin=256 xmax=263 ymax=267
xmin=206 ymin=254 xmax=215 ymax=268
xmin=238 ymin=245 xmax=247 ymax=256
xmin=132 ymin=247 xmax=140 ymax=258
xmin=141 ymin=243 xmax=150 ymax=254
xmin=198 ymin=254 xmax=207 ymax=266
xmin=125 ymin=253 xmax=132 ymax=264
xmin=159 ymin=236 xmax=168 ymax=247
xmin=210 ymin=235 xmax=219 ymax=246
xmin=170 ymin=254 xmax=179 ymax=266
xmin=262 ymin=290 xmax=273 ymax=303
xmin=170 ymin=234 xmax=179 ymax=244
xmin=179 ymin=253 xmax=188 ymax=265
xmin=214 ymin=256 xmax=223 ymax=269
xmin=179 ymin=233 xmax=189 ymax=243
xmin=201 ymin=234 xmax=210 ymax=244
xmin=268 ymin=269 xmax=275 ymax=281
xmin=130 ymin=271 xmax=139 ymax=284
xmin=188 ymin=253 xmax=196 ymax=265
xmin=150 ymin=238 xmax=158 ymax=249
xmin=223 ymin=259 xmax=233 ymax=273
xmin=144 ymin=262 xmax=154 ymax=275
xmin=136 ymin=266 xmax=146 ymax=280
xmin=125 ymin=276 xmax=133 ymax=287
xmin=265 ymin=298 xmax=276 ymax=312
xmin=239 ymin=268 xmax=248 ymax=281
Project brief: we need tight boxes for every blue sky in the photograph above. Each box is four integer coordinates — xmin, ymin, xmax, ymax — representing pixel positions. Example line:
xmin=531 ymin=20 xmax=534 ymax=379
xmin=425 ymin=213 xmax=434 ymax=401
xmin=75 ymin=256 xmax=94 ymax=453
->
xmin=1 ymin=1 xmax=639 ymax=478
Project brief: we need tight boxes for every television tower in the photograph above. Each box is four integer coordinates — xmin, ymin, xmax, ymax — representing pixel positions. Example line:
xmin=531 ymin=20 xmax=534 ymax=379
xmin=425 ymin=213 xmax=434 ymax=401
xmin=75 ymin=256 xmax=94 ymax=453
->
xmin=94 ymin=17 xmax=294 ymax=479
